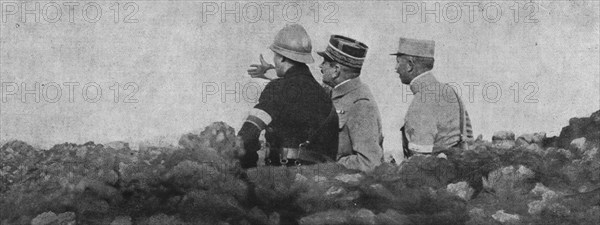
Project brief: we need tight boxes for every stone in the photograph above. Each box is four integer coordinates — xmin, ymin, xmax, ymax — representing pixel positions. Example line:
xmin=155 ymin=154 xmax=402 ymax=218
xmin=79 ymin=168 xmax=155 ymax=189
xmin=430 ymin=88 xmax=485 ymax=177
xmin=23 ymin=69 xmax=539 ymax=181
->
xmin=313 ymin=175 xmax=328 ymax=183
xmin=55 ymin=212 xmax=76 ymax=225
xmin=527 ymin=183 xmax=564 ymax=215
xmin=325 ymin=186 xmax=345 ymax=196
xmin=553 ymin=110 xmax=600 ymax=148
xmin=516 ymin=134 xmax=534 ymax=146
xmin=298 ymin=209 xmax=377 ymax=225
xmin=143 ymin=214 xmax=184 ymax=225
xmin=466 ymin=208 xmax=488 ymax=225
xmin=334 ymin=173 xmax=363 ymax=185
xmin=592 ymin=110 xmax=600 ymax=124
xmin=178 ymin=133 xmax=207 ymax=151
xmin=571 ymin=137 xmax=586 ymax=150
xmin=517 ymin=165 xmax=535 ymax=177
xmin=516 ymin=132 xmax=546 ymax=146
xmin=528 ymin=200 xmax=545 ymax=215
xmin=31 ymin=212 xmax=57 ymax=225
xmin=375 ymin=209 xmax=409 ymax=225
xmin=197 ymin=122 xmax=242 ymax=158
xmin=78 ymin=199 xmax=110 ymax=214
xmin=111 ymin=216 xmax=132 ymax=225
xmin=524 ymin=143 xmax=544 ymax=152
xmin=491 ymin=210 xmax=520 ymax=223
xmin=469 ymin=208 xmax=485 ymax=217
xmin=268 ymin=212 xmax=280 ymax=225
xmin=247 ymin=207 xmax=269 ymax=225
xmin=30 ymin=211 xmax=75 ymax=225
xmin=544 ymin=147 xmax=573 ymax=159
xmin=446 ymin=181 xmax=475 ymax=201
xmin=340 ymin=191 xmax=360 ymax=201
xmin=541 ymin=190 xmax=560 ymax=201
xmin=547 ymin=203 xmax=571 ymax=217
xmin=366 ymin=183 xmax=396 ymax=200
xmin=584 ymin=147 xmax=598 ymax=161
xmin=578 ymin=185 xmax=590 ymax=193
xmin=492 ymin=131 xmax=516 ymax=149
xmin=76 ymin=146 xmax=88 ymax=158
xmin=391 ymin=155 xmax=456 ymax=188
xmin=493 ymin=131 xmax=516 ymax=141
xmin=294 ymin=173 xmax=308 ymax=183
xmin=298 ymin=210 xmax=349 ymax=225
xmin=533 ymin=132 xmax=547 ymax=143
xmin=97 ymin=169 xmax=119 ymax=185
xmin=75 ymin=178 xmax=120 ymax=201
xmin=351 ymin=209 xmax=376 ymax=225
xmin=531 ymin=183 xmax=552 ymax=196
xmin=483 ymin=165 xmax=535 ymax=191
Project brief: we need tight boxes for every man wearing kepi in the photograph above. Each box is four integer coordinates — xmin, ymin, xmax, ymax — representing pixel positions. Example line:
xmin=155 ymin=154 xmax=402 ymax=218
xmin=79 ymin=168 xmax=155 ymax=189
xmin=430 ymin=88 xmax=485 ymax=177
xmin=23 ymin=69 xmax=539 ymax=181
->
xmin=237 ymin=24 xmax=339 ymax=168
xmin=317 ymin=35 xmax=384 ymax=172
xmin=391 ymin=37 xmax=473 ymax=158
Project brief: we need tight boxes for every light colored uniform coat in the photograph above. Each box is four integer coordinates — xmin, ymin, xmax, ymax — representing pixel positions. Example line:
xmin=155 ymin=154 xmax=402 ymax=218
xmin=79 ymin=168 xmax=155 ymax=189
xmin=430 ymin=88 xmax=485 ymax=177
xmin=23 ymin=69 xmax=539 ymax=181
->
xmin=331 ymin=78 xmax=384 ymax=171
xmin=402 ymin=71 xmax=473 ymax=154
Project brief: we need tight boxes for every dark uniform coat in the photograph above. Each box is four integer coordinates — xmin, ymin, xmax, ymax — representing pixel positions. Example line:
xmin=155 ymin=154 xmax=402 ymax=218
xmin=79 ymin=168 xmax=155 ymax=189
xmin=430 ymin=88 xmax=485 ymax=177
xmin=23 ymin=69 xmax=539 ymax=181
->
xmin=239 ymin=64 xmax=338 ymax=167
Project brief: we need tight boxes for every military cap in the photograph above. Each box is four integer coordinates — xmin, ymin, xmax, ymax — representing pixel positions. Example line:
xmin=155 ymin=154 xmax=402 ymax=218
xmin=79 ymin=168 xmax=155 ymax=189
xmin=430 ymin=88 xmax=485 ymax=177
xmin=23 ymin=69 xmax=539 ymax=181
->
xmin=391 ymin=37 xmax=435 ymax=58
xmin=317 ymin=35 xmax=368 ymax=69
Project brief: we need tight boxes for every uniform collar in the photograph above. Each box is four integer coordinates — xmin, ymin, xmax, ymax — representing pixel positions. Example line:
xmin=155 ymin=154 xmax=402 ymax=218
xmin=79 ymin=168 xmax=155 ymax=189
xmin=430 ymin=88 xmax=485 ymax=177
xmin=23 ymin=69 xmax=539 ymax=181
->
xmin=334 ymin=79 xmax=352 ymax=89
xmin=409 ymin=70 xmax=437 ymax=94
xmin=282 ymin=64 xmax=310 ymax=78
xmin=332 ymin=77 xmax=362 ymax=99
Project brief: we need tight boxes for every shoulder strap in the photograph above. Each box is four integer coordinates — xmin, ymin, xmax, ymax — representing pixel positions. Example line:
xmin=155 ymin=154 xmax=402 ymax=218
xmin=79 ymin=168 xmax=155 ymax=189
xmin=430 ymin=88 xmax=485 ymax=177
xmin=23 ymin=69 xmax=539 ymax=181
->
xmin=353 ymin=98 xmax=369 ymax=104
xmin=450 ymin=85 xmax=467 ymax=149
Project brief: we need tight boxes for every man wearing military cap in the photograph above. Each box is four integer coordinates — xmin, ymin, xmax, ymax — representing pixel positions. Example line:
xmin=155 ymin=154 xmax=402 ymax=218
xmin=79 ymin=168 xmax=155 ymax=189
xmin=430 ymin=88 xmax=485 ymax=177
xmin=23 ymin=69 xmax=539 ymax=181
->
xmin=317 ymin=35 xmax=384 ymax=172
xmin=392 ymin=37 xmax=473 ymax=158
xmin=238 ymin=24 xmax=339 ymax=168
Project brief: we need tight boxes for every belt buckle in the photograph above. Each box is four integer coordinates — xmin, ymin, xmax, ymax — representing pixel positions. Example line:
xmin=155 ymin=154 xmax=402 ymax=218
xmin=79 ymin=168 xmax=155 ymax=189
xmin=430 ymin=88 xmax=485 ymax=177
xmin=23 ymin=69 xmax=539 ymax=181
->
xmin=297 ymin=141 xmax=309 ymax=164
xmin=298 ymin=141 xmax=308 ymax=155
xmin=280 ymin=148 xmax=288 ymax=165
xmin=264 ymin=142 xmax=272 ymax=165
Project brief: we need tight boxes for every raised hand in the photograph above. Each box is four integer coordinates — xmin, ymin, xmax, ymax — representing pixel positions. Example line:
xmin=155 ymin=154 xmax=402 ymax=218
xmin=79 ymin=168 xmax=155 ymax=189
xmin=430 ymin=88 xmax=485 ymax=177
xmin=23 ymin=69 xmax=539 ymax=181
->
xmin=247 ymin=54 xmax=275 ymax=80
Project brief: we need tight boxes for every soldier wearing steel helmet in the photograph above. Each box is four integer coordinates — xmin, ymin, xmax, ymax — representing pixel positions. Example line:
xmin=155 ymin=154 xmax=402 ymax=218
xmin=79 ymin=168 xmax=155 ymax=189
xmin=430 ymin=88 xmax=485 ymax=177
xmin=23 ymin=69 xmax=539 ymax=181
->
xmin=237 ymin=24 xmax=339 ymax=168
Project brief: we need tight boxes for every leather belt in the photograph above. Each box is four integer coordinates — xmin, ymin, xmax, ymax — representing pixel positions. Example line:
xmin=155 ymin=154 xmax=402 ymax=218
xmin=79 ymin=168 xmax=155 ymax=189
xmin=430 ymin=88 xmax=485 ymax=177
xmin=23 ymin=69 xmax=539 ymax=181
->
xmin=409 ymin=150 xmax=433 ymax=155
xmin=282 ymin=148 xmax=301 ymax=160
xmin=265 ymin=145 xmax=333 ymax=165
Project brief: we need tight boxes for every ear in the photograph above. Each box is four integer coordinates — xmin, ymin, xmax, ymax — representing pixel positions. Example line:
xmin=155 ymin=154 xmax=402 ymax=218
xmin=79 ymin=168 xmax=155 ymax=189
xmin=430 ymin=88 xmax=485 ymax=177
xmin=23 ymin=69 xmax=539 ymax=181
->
xmin=406 ymin=58 xmax=415 ymax=72
xmin=333 ymin=64 xmax=342 ymax=77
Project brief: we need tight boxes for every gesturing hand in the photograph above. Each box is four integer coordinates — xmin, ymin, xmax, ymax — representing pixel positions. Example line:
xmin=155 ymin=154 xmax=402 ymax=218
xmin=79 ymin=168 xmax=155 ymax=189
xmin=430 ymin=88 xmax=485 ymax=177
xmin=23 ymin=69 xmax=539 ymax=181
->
xmin=247 ymin=54 xmax=275 ymax=80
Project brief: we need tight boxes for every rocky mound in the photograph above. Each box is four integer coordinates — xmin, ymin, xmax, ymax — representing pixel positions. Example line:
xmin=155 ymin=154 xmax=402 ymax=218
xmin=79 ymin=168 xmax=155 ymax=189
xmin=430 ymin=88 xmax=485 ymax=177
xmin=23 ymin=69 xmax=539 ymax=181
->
xmin=1 ymin=111 xmax=599 ymax=225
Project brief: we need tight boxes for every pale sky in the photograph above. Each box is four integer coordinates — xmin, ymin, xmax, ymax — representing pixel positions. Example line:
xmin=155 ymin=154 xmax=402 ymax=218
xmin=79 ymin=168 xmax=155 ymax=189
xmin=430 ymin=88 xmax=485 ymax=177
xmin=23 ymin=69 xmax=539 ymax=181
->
xmin=1 ymin=1 xmax=598 ymax=161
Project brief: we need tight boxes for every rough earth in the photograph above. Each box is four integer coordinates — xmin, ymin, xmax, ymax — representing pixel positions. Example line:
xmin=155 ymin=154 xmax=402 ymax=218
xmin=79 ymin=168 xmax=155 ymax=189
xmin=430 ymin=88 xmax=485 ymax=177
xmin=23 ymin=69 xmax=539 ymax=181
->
xmin=1 ymin=111 xmax=599 ymax=225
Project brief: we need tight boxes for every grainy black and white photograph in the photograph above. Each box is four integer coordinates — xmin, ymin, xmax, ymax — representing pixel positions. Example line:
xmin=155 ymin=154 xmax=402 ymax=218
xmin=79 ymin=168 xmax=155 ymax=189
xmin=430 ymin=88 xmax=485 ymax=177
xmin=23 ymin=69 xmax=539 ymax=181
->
xmin=0 ymin=0 xmax=599 ymax=224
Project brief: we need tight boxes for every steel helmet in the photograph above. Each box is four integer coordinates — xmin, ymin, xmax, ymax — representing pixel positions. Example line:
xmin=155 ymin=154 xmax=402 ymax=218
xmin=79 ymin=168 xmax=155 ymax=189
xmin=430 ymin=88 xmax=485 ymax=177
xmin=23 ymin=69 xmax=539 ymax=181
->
xmin=269 ymin=24 xmax=314 ymax=64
